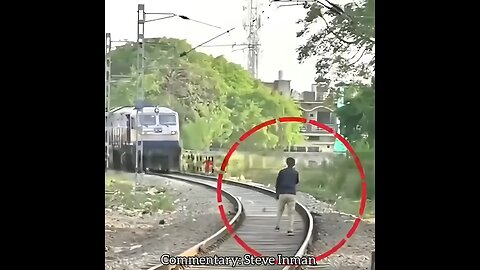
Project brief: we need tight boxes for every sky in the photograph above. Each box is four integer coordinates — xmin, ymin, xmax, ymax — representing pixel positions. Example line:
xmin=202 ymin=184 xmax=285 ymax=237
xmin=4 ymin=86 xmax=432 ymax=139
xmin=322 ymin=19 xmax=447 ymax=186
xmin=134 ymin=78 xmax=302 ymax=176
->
xmin=105 ymin=0 xmax=352 ymax=93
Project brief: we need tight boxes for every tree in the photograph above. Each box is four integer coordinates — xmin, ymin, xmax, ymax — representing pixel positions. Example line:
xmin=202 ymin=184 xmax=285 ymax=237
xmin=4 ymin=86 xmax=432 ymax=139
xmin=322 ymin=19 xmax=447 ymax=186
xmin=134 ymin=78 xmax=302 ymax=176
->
xmin=109 ymin=38 xmax=304 ymax=150
xmin=297 ymin=0 xmax=375 ymax=148
xmin=336 ymin=84 xmax=375 ymax=148
xmin=297 ymin=0 xmax=374 ymax=83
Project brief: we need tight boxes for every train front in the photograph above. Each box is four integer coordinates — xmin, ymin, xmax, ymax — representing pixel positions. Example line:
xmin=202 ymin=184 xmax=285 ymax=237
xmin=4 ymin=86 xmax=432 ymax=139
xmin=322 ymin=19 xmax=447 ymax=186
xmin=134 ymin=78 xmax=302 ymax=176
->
xmin=137 ymin=107 xmax=181 ymax=172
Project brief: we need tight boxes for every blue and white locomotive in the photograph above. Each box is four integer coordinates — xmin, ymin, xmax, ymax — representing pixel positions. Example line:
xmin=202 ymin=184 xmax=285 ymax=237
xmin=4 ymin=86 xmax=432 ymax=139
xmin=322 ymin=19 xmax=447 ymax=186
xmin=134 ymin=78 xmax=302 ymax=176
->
xmin=105 ymin=105 xmax=181 ymax=173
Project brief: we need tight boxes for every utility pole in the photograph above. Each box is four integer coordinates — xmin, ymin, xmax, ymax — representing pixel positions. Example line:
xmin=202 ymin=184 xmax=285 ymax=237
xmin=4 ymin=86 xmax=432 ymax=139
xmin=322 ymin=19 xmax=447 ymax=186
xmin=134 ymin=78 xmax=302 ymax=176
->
xmin=135 ymin=4 xmax=146 ymax=184
xmin=133 ymin=4 xmax=221 ymax=183
xmin=106 ymin=4 xmax=221 ymax=182
xmin=105 ymin=33 xmax=112 ymax=169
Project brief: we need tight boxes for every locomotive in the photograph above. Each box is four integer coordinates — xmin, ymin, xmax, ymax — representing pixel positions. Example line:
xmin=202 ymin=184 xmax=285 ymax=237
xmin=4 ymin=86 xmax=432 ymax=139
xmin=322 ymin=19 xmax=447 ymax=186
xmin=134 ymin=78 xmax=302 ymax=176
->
xmin=105 ymin=105 xmax=181 ymax=173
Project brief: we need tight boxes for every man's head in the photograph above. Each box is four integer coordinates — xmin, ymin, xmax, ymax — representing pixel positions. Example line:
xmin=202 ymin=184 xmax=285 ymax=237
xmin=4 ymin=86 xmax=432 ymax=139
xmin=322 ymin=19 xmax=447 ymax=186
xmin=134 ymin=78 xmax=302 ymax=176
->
xmin=286 ymin=157 xmax=296 ymax=168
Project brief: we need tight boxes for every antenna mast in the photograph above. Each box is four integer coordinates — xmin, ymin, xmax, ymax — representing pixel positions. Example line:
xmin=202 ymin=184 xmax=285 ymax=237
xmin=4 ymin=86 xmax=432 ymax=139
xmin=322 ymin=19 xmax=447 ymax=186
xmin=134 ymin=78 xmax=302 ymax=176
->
xmin=243 ymin=0 xmax=261 ymax=78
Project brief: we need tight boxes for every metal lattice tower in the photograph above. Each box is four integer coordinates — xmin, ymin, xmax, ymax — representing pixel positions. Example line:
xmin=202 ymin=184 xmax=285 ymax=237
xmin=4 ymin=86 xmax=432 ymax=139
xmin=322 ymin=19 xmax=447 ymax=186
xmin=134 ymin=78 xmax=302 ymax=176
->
xmin=135 ymin=4 xmax=146 ymax=180
xmin=241 ymin=0 xmax=324 ymax=79
xmin=243 ymin=0 xmax=261 ymax=78
xmin=105 ymin=33 xmax=112 ymax=169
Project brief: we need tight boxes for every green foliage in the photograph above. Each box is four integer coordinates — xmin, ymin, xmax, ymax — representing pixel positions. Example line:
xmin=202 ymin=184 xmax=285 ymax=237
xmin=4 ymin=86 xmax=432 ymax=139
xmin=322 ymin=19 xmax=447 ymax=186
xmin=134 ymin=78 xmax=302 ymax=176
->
xmin=110 ymin=38 xmax=304 ymax=150
xmin=336 ymin=84 xmax=375 ymax=147
xmin=297 ymin=0 xmax=375 ymax=149
xmin=297 ymin=0 xmax=375 ymax=83
xmin=221 ymin=151 xmax=375 ymax=217
xmin=215 ymin=150 xmax=374 ymax=201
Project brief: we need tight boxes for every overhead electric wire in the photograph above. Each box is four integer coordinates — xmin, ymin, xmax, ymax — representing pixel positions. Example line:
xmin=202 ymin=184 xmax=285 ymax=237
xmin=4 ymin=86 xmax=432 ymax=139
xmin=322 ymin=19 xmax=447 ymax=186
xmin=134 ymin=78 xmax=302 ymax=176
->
xmin=179 ymin=27 xmax=236 ymax=57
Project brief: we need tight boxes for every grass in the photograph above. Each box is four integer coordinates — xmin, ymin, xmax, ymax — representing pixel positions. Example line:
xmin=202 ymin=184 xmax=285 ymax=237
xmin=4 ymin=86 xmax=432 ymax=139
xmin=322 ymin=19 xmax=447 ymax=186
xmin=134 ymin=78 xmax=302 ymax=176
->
xmin=241 ymin=167 xmax=375 ymax=218
xmin=105 ymin=172 xmax=174 ymax=214
xmin=194 ymin=150 xmax=375 ymax=218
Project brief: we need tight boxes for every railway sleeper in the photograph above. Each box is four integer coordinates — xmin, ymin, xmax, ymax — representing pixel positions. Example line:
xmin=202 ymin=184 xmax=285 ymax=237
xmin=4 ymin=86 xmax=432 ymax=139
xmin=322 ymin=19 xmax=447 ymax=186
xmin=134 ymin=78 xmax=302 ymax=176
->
xmin=139 ymin=173 xmax=314 ymax=270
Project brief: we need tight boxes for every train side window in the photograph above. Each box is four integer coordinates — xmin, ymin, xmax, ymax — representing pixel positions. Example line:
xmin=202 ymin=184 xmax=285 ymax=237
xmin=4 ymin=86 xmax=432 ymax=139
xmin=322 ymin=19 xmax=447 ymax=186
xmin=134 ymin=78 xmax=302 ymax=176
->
xmin=126 ymin=114 xmax=131 ymax=129
xmin=131 ymin=117 xmax=135 ymax=129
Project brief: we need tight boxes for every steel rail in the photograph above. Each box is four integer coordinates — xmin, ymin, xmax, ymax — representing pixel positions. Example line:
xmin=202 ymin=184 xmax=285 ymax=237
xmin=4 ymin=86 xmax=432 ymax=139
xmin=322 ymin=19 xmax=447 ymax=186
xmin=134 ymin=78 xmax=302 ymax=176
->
xmin=142 ymin=172 xmax=316 ymax=270
xmin=142 ymin=172 xmax=245 ymax=270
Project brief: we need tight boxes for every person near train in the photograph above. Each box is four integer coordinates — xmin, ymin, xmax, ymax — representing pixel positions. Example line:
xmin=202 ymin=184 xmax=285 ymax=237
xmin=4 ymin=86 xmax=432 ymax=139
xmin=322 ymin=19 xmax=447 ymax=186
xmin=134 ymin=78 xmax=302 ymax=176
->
xmin=274 ymin=157 xmax=299 ymax=236
xmin=186 ymin=154 xmax=193 ymax=172
xmin=204 ymin=157 xmax=214 ymax=174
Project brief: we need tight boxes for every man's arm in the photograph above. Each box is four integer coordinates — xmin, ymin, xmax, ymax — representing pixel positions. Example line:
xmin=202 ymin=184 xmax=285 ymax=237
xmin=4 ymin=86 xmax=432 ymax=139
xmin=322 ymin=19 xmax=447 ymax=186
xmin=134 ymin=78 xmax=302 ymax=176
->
xmin=275 ymin=170 xmax=281 ymax=190
xmin=296 ymin=171 xmax=299 ymax=184
xmin=275 ymin=170 xmax=282 ymax=199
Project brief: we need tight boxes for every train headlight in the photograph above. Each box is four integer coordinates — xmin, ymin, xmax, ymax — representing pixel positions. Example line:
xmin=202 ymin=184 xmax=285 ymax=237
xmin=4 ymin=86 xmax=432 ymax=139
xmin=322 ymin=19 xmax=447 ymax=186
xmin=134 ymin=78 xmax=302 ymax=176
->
xmin=154 ymin=107 xmax=159 ymax=114
xmin=171 ymin=131 xmax=177 ymax=135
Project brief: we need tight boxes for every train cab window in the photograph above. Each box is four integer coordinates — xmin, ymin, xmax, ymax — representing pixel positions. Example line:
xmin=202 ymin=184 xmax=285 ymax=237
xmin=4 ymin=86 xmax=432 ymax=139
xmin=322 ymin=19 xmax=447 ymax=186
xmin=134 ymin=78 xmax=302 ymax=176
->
xmin=159 ymin=114 xmax=177 ymax=125
xmin=139 ymin=114 xmax=156 ymax=126
xmin=131 ymin=117 xmax=135 ymax=129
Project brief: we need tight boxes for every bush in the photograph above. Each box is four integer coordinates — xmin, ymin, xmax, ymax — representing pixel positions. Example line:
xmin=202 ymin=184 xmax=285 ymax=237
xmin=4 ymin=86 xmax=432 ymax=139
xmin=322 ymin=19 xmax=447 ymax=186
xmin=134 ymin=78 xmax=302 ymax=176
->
xmin=187 ymin=149 xmax=375 ymax=216
xmin=105 ymin=174 xmax=174 ymax=213
xmin=297 ymin=152 xmax=375 ymax=201
xmin=216 ymin=150 xmax=375 ymax=217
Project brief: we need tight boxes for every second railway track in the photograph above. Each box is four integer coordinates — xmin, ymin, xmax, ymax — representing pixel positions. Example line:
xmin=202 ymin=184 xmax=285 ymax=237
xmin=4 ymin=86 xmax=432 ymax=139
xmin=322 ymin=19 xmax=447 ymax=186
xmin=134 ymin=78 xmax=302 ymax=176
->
xmin=143 ymin=172 xmax=318 ymax=270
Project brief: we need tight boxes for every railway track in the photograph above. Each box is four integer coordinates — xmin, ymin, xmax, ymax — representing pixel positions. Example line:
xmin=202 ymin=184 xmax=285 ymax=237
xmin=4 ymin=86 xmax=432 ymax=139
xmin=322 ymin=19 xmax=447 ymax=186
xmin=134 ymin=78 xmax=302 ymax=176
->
xmin=142 ymin=172 xmax=321 ymax=270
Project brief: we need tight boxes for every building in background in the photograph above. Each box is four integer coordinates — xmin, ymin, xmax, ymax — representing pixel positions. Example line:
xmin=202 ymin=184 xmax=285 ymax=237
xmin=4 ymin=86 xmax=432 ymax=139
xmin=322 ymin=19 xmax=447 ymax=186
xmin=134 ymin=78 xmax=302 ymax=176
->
xmin=293 ymin=83 xmax=337 ymax=152
xmin=262 ymin=70 xmax=301 ymax=99
xmin=262 ymin=71 xmax=338 ymax=153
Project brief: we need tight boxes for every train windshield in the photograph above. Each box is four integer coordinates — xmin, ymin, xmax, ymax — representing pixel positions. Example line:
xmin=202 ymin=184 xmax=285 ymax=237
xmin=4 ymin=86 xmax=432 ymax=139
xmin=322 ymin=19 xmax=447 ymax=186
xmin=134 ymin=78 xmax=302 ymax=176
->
xmin=139 ymin=114 xmax=156 ymax=126
xmin=159 ymin=114 xmax=176 ymax=126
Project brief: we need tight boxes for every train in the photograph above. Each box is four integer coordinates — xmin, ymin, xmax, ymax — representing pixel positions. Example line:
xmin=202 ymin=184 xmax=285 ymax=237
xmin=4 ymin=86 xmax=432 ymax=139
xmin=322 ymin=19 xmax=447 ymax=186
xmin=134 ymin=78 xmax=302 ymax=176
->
xmin=105 ymin=105 xmax=182 ymax=173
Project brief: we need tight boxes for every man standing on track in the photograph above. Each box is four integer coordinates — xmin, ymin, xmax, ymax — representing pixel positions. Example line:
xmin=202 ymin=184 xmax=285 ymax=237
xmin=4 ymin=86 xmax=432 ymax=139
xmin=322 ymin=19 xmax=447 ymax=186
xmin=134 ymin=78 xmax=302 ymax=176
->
xmin=274 ymin=157 xmax=299 ymax=236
